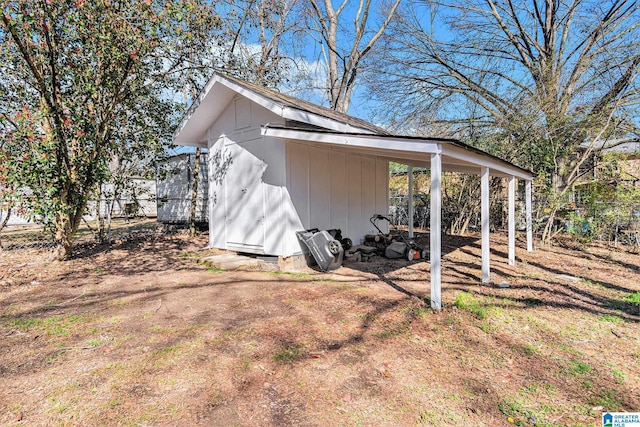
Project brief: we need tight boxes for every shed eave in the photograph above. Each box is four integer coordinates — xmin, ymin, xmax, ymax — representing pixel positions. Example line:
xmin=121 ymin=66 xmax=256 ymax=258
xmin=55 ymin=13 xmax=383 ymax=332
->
xmin=173 ymin=73 xmax=379 ymax=145
xmin=261 ymin=126 xmax=533 ymax=181
xmin=261 ymin=126 xmax=440 ymax=154
xmin=441 ymin=144 xmax=533 ymax=180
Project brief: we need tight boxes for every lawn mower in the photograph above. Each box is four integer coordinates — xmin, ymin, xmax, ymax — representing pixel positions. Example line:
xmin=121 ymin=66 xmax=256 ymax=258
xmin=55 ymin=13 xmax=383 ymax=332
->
xmin=364 ymin=214 xmax=427 ymax=260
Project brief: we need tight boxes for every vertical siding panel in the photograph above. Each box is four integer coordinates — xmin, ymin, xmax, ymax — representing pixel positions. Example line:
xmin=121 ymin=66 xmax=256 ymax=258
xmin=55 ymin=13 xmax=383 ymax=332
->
xmin=360 ymin=157 xmax=376 ymax=242
xmin=309 ymin=146 xmax=331 ymax=230
xmin=347 ymin=154 xmax=362 ymax=239
xmin=263 ymin=184 xmax=283 ymax=255
xmin=375 ymin=158 xmax=389 ymax=233
xmin=330 ymin=151 xmax=348 ymax=232
xmin=288 ymin=143 xmax=310 ymax=229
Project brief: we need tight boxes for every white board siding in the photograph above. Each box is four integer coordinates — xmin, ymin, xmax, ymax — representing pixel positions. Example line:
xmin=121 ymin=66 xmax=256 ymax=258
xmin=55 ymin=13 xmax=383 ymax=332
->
xmin=309 ymin=146 xmax=331 ymax=231
xmin=208 ymin=137 xmax=227 ymax=250
xmin=329 ymin=152 xmax=348 ymax=233
xmin=288 ymin=142 xmax=310 ymax=228
xmin=375 ymin=158 xmax=389 ymax=234
xmin=207 ymin=98 xmax=291 ymax=255
xmin=361 ymin=157 xmax=376 ymax=232
xmin=347 ymin=154 xmax=363 ymax=237
xmin=157 ymin=154 xmax=208 ymax=223
xmin=263 ymin=184 xmax=285 ymax=255
xmin=234 ymin=97 xmax=251 ymax=130
xmin=203 ymin=94 xmax=389 ymax=256
xmin=286 ymin=141 xmax=389 ymax=246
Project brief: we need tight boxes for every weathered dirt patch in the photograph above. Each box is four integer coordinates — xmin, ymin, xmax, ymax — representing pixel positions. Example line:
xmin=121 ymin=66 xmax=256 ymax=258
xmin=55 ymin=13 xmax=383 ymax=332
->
xmin=1 ymin=231 xmax=639 ymax=426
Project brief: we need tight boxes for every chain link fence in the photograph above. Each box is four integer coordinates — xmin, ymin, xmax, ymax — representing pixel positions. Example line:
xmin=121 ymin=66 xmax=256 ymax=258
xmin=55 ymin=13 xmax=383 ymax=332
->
xmin=0 ymin=217 xmax=186 ymax=255
xmin=2 ymin=168 xmax=638 ymax=254
xmin=388 ymin=165 xmax=640 ymax=251
xmin=565 ymin=202 xmax=640 ymax=248
xmin=388 ymin=193 xmax=430 ymax=229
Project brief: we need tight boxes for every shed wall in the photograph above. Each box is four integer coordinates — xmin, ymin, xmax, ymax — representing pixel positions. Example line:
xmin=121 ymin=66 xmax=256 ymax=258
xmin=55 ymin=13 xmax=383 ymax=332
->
xmin=286 ymin=142 xmax=389 ymax=245
xmin=207 ymin=95 xmax=291 ymax=255
xmin=205 ymin=95 xmax=389 ymax=257
xmin=157 ymin=154 xmax=208 ymax=223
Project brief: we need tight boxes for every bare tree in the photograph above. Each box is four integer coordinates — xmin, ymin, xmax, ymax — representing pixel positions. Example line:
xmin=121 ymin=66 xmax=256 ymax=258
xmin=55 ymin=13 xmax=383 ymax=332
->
xmin=374 ymin=0 xmax=640 ymax=242
xmin=304 ymin=0 xmax=401 ymax=113
xmin=220 ymin=0 xmax=298 ymax=88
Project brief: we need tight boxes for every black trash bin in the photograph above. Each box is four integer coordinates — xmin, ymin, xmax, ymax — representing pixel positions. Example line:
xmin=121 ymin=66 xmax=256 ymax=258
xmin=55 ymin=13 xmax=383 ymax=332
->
xmin=296 ymin=230 xmax=344 ymax=272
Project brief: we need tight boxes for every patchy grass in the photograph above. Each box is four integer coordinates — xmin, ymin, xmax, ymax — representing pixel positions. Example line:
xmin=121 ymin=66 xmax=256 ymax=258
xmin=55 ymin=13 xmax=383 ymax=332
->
xmin=3 ymin=314 xmax=85 ymax=337
xmin=599 ymin=314 xmax=623 ymax=323
xmin=567 ymin=360 xmax=592 ymax=376
xmin=268 ymin=271 xmax=314 ymax=280
xmin=273 ymin=343 xmax=306 ymax=363
xmin=0 ymin=231 xmax=638 ymax=426
xmin=624 ymin=292 xmax=640 ymax=314
xmin=454 ymin=291 xmax=489 ymax=319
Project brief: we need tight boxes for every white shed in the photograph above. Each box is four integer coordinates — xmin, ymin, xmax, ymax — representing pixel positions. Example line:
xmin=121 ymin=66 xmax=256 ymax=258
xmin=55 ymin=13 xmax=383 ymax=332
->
xmin=83 ymin=179 xmax=157 ymax=221
xmin=174 ymin=72 xmax=534 ymax=309
xmin=156 ymin=153 xmax=208 ymax=224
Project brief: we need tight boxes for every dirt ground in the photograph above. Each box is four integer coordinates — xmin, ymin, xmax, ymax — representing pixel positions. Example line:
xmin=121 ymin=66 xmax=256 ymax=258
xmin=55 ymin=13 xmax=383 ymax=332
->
xmin=0 ymin=229 xmax=639 ymax=426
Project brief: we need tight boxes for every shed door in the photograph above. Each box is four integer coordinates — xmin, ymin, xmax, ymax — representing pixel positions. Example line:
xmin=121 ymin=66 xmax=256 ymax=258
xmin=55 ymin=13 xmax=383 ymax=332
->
xmin=225 ymin=144 xmax=266 ymax=250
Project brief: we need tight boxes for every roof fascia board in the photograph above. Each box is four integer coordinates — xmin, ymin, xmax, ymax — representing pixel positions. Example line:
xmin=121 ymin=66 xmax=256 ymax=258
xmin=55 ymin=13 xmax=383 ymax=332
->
xmin=261 ymin=127 xmax=440 ymax=154
xmin=442 ymin=144 xmax=533 ymax=180
xmin=190 ymin=74 xmax=377 ymax=135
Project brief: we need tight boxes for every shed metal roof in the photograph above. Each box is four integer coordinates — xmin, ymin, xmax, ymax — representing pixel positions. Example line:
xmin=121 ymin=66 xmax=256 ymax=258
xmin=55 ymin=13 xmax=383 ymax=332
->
xmin=174 ymin=72 xmax=533 ymax=181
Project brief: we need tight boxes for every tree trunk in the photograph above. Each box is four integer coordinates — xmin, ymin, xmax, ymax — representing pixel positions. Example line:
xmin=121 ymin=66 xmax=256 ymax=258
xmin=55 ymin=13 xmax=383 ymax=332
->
xmin=0 ymin=208 xmax=11 ymax=249
xmin=189 ymin=148 xmax=201 ymax=236
xmin=52 ymin=213 xmax=73 ymax=261
xmin=96 ymin=185 xmax=106 ymax=243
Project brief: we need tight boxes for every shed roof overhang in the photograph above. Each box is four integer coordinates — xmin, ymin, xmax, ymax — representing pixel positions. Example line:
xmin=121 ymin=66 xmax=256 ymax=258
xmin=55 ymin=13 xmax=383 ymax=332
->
xmin=261 ymin=126 xmax=534 ymax=180
xmin=173 ymin=74 xmax=380 ymax=147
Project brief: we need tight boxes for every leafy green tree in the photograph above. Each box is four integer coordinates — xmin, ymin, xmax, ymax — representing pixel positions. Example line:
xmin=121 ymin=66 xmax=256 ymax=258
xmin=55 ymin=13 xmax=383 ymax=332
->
xmin=0 ymin=0 xmax=217 ymax=259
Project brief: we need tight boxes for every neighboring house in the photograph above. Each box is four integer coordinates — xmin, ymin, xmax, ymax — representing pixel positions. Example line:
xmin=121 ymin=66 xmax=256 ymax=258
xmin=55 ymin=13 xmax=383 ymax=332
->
xmin=174 ymin=72 xmax=534 ymax=309
xmin=156 ymin=152 xmax=208 ymax=224
xmin=84 ymin=179 xmax=157 ymax=221
xmin=577 ymin=138 xmax=640 ymax=179
xmin=0 ymin=208 xmax=35 ymax=226
xmin=573 ymin=138 xmax=640 ymax=206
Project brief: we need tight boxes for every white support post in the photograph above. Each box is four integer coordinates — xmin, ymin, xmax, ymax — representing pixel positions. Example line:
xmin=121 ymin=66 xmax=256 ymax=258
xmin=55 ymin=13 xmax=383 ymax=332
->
xmin=526 ymin=180 xmax=533 ymax=252
xmin=408 ymin=165 xmax=414 ymax=238
xmin=508 ymin=176 xmax=516 ymax=266
xmin=430 ymin=153 xmax=442 ymax=309
xmin=481 ymin=167 xmax=491 ymax=283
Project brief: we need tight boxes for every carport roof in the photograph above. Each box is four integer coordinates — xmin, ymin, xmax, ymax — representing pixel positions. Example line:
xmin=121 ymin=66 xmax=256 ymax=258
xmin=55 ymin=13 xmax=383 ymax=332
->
xmin=261 ymin=125 xmax=533 ymax=180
